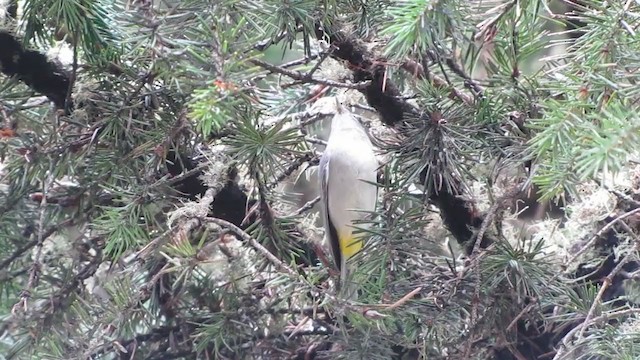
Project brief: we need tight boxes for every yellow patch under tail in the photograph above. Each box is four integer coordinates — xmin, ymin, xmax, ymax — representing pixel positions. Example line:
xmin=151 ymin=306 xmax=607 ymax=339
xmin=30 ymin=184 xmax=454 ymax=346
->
xmin=338 ymin=230 xmax=364 ymax=260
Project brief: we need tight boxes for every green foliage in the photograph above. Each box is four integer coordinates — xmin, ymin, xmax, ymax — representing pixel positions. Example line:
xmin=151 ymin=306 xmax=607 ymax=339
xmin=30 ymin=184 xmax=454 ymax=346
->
xmin=2 ymin=0 xmax=640 ymax=359
xmin=241 ymin=0 xmax=319 ymax=56
xmin=94 ymin=204 xmax=151 ymax=259
xmin=22 ymin=0 xmax=121 ymax=63
xmin=529 ymin=0 xmax=640 ymax=199
xmin=382 ymin=0 xmax=468 ymax=60
xmin=227 ymin=111 xmax=306 ymax=178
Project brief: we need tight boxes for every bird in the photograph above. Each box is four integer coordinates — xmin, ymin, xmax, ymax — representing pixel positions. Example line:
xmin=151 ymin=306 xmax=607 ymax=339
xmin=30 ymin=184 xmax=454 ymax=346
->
xmin=319 ymin=100 xmax=378 ymax=299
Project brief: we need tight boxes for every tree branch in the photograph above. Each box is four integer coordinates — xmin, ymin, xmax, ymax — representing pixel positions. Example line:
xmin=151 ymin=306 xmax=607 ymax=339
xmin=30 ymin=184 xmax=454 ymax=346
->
xmin=250 ymin=59 xmax=371 ymax=90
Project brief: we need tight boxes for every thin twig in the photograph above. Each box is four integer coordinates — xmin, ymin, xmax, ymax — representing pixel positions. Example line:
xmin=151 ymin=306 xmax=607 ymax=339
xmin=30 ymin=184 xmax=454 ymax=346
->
xmin=506 ymin=301 xmax=537 ymax=332
xmin=3 ymin=246 xmax=103 ymax=343
xmin=554 ymin=221 xmax=640 ymax=359
xmin=400 ymin=59 xmax=473 ymax=105
xmin=205 ymin=217 xmax=297 ymax=276
xmin=370 ymin=286 xmax=423 ymax=311
xmin=476 ymin=1 xmax=517 ymax=36
xmin=64 ymin=36 xmax=78 ymax=114
xmin=267 ymin=153 xmax=316 ymax=190
xmin=0 ymin=221 xmax=68 ymax=270
xmin=289 ymin=196 xmax=321 ymax=217
xmin=564 ymin=207 xmax=640 ymax=274
xmin=464 ymin=271 xmax=483 ymax=359
xmin=134 ymin=227 xmax=185 ymax=263
xmin=603 ymin=184 xmax=640 ymax=208
xmin=471 ymin=186 xmax=521 ymax=256
xmin=252 ymin=54 xmax=321 ymax=83
xmin=577 ymin=225 xmax=639 ymax=339
xmin=305 ymin=136 xmax=327 ymax=147
xmin=13 ymin=167 xmax=57 ymax=314
xmin=553 ymin=308 xmax=640 ymax=360
xmin=306 ymin=48 xmax=334 ymax=78
xmin=443 ymin=57 xmax=484 ymax=97
xmin=250 ymin=59 xmax=371 ymax=90
xmin=152 ymin=162 xmax=209 ymax=190
xmin=252 ymin=28 xmax=301 ymax=52
xmin=87 ymin=263 xmax=174 ymax=359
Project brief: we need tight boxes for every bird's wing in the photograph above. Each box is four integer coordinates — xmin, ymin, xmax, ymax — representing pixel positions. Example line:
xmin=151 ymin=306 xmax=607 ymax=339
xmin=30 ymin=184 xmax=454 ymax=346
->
xmin=319 ymin=153 xmax=342 ymax=271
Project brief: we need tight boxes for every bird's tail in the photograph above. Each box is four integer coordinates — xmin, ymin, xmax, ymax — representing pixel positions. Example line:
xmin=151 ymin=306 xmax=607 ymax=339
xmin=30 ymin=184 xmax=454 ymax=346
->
xmin=339 ymin=262 xmax=359 ymax=300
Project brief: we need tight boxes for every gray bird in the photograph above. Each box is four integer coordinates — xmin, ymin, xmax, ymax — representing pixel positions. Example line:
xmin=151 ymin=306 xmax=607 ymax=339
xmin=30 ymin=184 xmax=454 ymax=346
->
xmin=319 ymin=101 xmax=378 ymax=299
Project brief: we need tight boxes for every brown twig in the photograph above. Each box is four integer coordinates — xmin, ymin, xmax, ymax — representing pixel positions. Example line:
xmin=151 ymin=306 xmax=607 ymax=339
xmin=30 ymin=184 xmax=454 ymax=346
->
xmin=476 ymin=1 xmax=517 ymax=38
xmin=13 ymin=169 xmax=57 ymax=314
xmin=289 ymin=196 xmax=321 ymax=217
xmin=506 ymin=301 xmax=537 ymax=332
xmin=603 ymin=184 xmax=640 ymax=208
xmin=463 ymin=271 xmax=483 ymax=359
xmin=267 ymin=153 xmax=316 ymax=190
xmin=3 ymin=244 xmax=103 ymax=344
xmin=443 ymin=57 xmax=484 ymax=98
xmin=553 ymin=308 xmax=640 ymax=360
xmin=205 ymin=216 xmax=297 ymax=276
xmin=471 ymin=186 xmax=521 ymax=256
xmin=252 ymin=54 xmax=321 ymax=83
xmin=252 ymin=28 xmax=301 ymax=52
xmin=85 ymin=262 xmax=174 ymax=359
xmin=306 ymin=48 xmax=334 ymax=79
xmin=400 ymin=59 xmax=474 ymax=105
xmin=0 ymin=219 xmax=70 ymax=270
xmin=554 ymin=218 xmax=640 ymax=359
xmin=305 ymin=136 xmax=327 ymax=147
xmin=152 ymin=162 xmax=210 ymax=190
xmin=369 ymin=286 xmax=423 ymax=311
xmin=250 ymin=59 xmax=371 ymax=90
xmin=577 ymin=226 xmax=639 ymax=339
xmin=564 ymin=207 xmax=640 ymax=274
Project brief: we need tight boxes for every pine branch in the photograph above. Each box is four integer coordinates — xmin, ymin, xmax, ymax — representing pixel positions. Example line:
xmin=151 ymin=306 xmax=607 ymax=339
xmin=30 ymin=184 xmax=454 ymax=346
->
xmin=565 ymin=207 xmax=640 ymax=273
xmin=267 ymin=152 xmax=317 ymax=190
xmin=0 ymin=31 xmax=71 ymax=110
xmin=205 ymin=216 xmax=297 ymax=276
xmin=250 ymin=58 xmax=372 ymax=90
xmin=400 ymin=59 xmax=474 ymax=105
xmin=314 ymin=22 xmax=419 ymax=126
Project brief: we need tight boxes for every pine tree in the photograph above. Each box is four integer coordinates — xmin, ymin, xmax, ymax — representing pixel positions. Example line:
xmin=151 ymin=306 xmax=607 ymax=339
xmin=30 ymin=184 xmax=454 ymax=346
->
xmin=1 ymin=0 xmax=640 ymax=359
